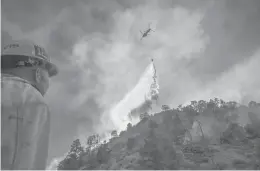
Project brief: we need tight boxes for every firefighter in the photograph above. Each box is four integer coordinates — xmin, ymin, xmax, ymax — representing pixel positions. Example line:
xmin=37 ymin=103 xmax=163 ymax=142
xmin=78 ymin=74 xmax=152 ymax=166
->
xmin=1 ymin=40 xmax=58 ymax=170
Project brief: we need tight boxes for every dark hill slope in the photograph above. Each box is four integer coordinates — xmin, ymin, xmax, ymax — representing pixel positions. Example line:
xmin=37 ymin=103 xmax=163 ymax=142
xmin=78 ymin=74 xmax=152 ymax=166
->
xmin=57 ymin=99 xmax=260 ymax=170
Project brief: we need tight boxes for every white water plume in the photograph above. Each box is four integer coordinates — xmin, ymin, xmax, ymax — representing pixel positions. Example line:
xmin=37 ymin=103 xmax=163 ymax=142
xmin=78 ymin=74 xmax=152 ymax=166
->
xmin=100 ymin=60 xmax=158 ymax=133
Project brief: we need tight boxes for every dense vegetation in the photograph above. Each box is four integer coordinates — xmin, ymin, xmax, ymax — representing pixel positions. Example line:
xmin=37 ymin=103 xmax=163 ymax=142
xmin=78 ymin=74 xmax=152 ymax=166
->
xmin=57 ymin=98 xmax=260 ymax=170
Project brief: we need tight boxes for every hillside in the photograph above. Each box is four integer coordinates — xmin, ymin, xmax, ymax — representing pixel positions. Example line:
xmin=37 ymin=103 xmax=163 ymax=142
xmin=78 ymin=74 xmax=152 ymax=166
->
xmin=56 ymin=98 xmax=260 ymax=170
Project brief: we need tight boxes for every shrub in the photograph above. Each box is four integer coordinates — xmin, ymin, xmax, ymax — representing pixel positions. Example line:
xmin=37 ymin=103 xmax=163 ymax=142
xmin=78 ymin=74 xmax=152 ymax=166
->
xmin=96 ymin=143 xmax=111 ymax=165
xmin=127 ymin=137 xmax=135 ymax=150
xmin=161 ymin=105 xmax=171 ymax=111
xmin=148 ymin=120 xmax=158 ymax=129
xmin=127 ymin=123 xmax=132 ymax=130
xmin=119 ymin=131 xmax=126 ymax=137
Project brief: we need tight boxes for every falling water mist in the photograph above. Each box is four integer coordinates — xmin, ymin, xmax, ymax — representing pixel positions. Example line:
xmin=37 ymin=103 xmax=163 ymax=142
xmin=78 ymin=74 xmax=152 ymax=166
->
xmin=98 ymin=60 xmax=158 ymax=138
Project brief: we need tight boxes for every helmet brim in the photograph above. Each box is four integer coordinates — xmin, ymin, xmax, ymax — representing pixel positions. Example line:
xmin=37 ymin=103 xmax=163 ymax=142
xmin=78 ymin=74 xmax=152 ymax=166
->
xmin=1 ymin=54 xmax=59 ymax=77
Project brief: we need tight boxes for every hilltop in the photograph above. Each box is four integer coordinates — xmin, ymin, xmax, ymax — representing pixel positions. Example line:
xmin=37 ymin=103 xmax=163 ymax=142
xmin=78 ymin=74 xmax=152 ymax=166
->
xmin=56 ymin=98 xmax=260 ymax=170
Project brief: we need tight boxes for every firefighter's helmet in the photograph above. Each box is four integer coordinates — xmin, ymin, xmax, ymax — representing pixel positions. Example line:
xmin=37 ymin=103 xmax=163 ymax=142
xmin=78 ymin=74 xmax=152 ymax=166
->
xmin=1 ymin=40 xmax=58 ymax=77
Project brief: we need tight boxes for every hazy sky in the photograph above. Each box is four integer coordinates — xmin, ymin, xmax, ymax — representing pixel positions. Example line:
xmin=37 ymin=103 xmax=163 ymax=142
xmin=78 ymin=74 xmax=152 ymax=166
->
xmin=2 ymin=0 xmax=260 ymax=167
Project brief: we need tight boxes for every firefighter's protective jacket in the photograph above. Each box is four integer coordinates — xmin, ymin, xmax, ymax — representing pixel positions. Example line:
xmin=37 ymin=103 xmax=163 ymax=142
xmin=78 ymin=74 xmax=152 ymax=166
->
xmin=1 ymin=73 xmax=51 ymax=170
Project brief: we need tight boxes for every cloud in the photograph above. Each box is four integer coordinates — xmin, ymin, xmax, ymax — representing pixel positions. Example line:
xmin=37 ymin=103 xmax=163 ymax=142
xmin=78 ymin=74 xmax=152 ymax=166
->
xmin=66 ymin=3 xmax=209 ymax=135
xmin=2 ymin=0 xmax=260 ymax=169
xmin=205 ymin=49 xmax=260 ymax=103
xmin=184 ymin=49 xmax=260 ymax=105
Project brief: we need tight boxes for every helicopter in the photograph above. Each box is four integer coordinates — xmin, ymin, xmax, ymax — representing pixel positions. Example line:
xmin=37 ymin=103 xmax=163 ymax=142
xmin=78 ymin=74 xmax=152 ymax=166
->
xmin=140 ymin=23 xmax=155 ymax=40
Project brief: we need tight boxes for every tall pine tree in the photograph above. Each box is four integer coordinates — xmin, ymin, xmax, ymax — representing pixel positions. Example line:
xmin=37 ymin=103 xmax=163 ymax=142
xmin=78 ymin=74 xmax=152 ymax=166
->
xmin=57 ymin=139 xmax=84 ymax=170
